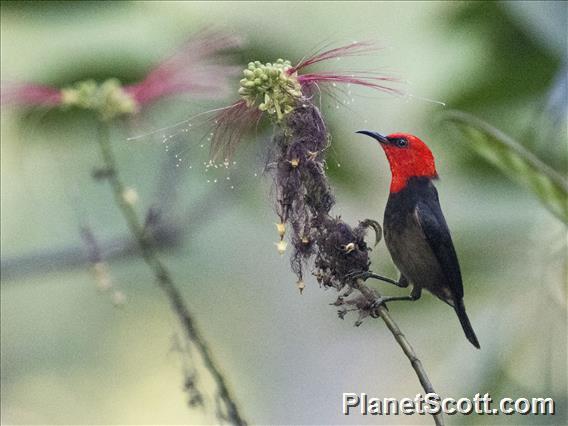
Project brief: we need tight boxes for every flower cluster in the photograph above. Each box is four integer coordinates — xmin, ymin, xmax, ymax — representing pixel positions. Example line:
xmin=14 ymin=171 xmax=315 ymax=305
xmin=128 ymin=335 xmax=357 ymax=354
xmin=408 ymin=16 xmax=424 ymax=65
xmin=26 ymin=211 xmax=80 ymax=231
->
xmin=210 ymin=41 xmax=400 ymax=161
xmin=60 ymin=78 xmax=138 ymax=121
xmin=238 ymin=59 xmax=302 ymax=121
xmin=210 ymin=41 xmax=399 ymax=294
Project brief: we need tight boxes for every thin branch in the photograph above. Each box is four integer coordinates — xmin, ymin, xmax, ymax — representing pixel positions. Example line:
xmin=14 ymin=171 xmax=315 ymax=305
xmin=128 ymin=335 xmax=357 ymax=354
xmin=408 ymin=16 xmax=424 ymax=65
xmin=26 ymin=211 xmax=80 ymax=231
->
xmin=95 ymin=122 xmax=246 ymax=426
xmin=353 ymin=279 xmax=444 ymax=426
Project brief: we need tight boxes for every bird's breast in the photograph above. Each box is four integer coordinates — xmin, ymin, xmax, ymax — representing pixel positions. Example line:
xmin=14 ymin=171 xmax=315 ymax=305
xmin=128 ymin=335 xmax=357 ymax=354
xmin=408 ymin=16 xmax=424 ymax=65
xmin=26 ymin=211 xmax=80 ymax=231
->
xmin=384 ymin=182 xmax=454 ymax=304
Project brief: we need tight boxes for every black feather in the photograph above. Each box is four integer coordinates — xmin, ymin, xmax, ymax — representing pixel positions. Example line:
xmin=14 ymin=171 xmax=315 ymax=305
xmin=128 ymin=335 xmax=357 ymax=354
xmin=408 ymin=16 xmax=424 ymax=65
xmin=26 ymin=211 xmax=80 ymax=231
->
xmin=384 ymin=177 xmax=480 ymax=348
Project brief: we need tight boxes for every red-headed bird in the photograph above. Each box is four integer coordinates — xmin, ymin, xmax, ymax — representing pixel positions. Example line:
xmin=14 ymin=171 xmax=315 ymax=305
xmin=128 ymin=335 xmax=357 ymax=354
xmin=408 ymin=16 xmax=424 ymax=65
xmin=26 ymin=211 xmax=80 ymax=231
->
xmin=356 ymin=131 xmax=480 ymax=349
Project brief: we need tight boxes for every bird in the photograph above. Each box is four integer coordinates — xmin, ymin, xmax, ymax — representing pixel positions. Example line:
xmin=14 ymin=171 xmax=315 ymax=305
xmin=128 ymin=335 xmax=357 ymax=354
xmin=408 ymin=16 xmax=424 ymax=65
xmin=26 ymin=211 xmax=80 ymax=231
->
xmin=356 ymin=130 xmax=480 ymax=349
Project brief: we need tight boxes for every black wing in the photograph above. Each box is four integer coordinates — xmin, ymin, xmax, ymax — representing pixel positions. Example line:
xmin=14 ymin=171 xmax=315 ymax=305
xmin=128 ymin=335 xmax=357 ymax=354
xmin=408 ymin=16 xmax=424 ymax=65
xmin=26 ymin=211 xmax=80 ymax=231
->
xmin=414 ymin=192 xmax=464 ymax=300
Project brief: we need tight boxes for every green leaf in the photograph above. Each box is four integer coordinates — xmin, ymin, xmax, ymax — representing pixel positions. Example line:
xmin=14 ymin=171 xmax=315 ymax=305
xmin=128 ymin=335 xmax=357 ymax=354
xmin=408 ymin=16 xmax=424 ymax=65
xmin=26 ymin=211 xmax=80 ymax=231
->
xmin=441 ymin=110 xmax=568 ymax=224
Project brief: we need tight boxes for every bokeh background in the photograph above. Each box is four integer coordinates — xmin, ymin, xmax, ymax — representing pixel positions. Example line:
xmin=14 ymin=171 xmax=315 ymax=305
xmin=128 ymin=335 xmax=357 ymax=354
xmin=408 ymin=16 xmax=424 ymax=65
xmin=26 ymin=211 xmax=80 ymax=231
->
xmin=1 ymin=1 xmax=566 ymax=425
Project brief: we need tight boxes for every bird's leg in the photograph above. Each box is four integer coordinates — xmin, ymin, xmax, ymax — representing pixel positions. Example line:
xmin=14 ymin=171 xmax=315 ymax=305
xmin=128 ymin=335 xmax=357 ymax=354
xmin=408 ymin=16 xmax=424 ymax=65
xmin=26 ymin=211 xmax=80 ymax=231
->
xmin=365 ymin=272 xmax=399 ymax=286
xmin=350 ymin=271 xmax=410 ymax=288
xmin=369 ymin=286 xmax=422 ymax=312
xmin=345 ymin=270 xmax=395 ymax=285
xmin=397 ymin=274 xmax=410 ymax=288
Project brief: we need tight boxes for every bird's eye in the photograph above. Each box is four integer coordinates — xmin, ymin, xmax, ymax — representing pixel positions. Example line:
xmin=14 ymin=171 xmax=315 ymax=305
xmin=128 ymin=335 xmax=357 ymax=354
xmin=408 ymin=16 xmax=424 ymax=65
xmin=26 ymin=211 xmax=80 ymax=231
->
xmin=395 ymin=138 xmax=408 ymax=148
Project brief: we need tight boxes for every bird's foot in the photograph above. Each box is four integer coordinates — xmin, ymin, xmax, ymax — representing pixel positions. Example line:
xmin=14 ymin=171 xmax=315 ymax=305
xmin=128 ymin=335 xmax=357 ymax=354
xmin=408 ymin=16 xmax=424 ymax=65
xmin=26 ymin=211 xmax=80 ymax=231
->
xmin=368 ymin=297 xmax=389 ymax=318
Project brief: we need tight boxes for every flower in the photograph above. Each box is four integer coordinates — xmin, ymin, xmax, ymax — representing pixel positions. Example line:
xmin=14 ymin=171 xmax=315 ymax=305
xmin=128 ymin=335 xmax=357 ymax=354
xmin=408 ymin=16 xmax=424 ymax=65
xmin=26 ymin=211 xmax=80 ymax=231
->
xmin=210 ymin=41 xmax=401 ymax=160
xmin=275 ymin=222 xmax=286 ymax=238
xmin=208 ymin=41 xmax=396 ymax=289
xmin=275 ymin=240 xmax=288 ymax=255
xmin=1 ymin=31 xmax=242 ymax=121
xmin=122 ymin=187 xmax=139 ymax=205
xmin=297 ymin=280 xmax=305 ymax=294
xmin=125 ymin=31 xmax=242 ymax=106
xmin=1 ymin=82 xmax=62 ymax=106
xmin=238 ymin=59 xmax=302 ymax=121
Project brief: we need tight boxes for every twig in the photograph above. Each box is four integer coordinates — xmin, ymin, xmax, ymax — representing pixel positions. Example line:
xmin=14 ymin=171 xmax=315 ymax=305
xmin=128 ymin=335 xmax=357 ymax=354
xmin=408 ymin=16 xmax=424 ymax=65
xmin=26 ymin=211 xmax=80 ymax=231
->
xmin=0 ymin=183 xmax=239 ymax=281
xmin=353 ymin=279 xmax=444 ymax=426
xmin=95 ymin=122 xmax=246 ymax=426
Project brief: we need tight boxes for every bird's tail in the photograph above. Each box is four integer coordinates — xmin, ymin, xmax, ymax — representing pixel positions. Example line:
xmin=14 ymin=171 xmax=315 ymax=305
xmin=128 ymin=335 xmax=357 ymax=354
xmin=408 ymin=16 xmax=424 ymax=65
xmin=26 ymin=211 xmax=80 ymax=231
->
xmin=454 ymin=299 xmax=480 ymax=349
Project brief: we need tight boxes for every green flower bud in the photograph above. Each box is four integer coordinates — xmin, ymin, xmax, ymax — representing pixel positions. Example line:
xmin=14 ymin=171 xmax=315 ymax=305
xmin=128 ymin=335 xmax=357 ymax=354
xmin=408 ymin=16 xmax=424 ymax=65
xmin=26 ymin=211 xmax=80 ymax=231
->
xmin=61 ymin=78 xmax=137 ymax=120
xmin=238 ymin=58 xmax=302 ymax=122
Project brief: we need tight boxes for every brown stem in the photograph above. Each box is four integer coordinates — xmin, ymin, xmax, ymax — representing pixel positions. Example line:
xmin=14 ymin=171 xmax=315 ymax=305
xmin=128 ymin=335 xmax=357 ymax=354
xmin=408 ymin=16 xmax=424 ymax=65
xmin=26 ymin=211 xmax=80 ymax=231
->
xmin=96 ymin=122 xmax=246 ymax=426
xmin=354 ymin=279 xmax=444 ymax=426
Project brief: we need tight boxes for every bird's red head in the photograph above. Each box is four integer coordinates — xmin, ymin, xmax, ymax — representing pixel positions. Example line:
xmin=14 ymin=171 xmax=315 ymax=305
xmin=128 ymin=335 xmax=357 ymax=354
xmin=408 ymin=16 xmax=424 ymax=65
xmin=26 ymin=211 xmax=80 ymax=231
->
xmin=357 ymin=131 xmax=438 ymax=193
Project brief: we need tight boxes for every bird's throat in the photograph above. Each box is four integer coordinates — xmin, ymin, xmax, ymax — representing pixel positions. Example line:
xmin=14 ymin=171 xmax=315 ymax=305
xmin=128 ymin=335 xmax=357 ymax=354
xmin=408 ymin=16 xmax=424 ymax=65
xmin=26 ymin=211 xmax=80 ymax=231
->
xmin=388 ymin=164 xmax=438 ymax=193
xmin=385 ymin=151 xmax=438 ymax=193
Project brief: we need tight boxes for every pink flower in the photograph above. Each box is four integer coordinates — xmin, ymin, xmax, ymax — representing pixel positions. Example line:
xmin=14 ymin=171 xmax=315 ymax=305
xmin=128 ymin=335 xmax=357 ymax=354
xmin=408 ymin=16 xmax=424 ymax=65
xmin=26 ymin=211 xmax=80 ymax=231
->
xmin=210 ymin=100 xmax=263 ymax=160
xmin=125 ymin=31 xmax=242 ymax=106
xmin=1 ymin=82 xmax=62 ymax=106
xmin=210 ymin=41 xmax=401 ymax=160
xmin=1 ymin=31 xmax=242 ymax=117
xmin=292 ymin=41 xmax=400 ymax=96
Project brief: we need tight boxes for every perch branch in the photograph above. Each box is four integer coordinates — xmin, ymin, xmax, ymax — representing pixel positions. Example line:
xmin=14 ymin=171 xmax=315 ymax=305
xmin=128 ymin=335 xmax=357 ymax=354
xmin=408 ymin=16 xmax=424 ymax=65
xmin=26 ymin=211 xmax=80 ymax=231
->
xmin=353 ymin=278 xmax=444 ymax=426
xmin=95 ymin=122 xmax=246 ymax=426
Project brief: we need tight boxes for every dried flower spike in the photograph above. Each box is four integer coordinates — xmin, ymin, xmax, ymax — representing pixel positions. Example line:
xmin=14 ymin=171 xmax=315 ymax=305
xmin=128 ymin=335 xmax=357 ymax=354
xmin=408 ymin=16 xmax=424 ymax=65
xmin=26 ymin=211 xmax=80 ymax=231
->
xmin=275 ymin=222 xmax=286 ymax=239
xmin=275 ymin=240 xmax=288 ymax=255
xmin=297 ymin=280 xmax=305 ymax=294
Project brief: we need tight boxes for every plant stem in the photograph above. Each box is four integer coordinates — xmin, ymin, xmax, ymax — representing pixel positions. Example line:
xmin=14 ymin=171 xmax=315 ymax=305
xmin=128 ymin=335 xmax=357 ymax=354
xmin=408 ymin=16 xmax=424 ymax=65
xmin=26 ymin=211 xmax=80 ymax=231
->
xmin=354 ymin=279 xmax=444 ymax=426
xmin=95 ymin=122 xmax=246 ymax=426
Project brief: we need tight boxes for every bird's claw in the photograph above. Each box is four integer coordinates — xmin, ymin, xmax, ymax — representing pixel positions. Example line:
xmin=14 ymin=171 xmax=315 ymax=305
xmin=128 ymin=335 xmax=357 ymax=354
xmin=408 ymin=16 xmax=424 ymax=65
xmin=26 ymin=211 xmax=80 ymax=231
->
xmin=369 ymin=297 xmax=388 ymax=317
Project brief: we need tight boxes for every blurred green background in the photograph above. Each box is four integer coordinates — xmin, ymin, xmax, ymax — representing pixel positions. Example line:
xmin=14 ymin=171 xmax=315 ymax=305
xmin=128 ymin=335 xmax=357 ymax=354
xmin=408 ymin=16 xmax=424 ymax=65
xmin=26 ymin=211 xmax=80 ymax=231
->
xmin=1 ymin=1 xmax=566 ymax=425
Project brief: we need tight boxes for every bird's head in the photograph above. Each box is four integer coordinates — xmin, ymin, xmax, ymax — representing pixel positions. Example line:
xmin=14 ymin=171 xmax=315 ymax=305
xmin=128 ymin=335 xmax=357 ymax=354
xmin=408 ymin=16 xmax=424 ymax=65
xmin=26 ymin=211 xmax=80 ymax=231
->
xmin=356 ymin=131 xmax=438 ymax=193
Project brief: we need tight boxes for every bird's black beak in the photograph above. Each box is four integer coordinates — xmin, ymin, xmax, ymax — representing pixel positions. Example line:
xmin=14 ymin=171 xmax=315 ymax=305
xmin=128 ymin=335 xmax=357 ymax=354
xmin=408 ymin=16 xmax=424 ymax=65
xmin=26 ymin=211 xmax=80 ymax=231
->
xmin=356 ymin=130 xmax=389 ymax=144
